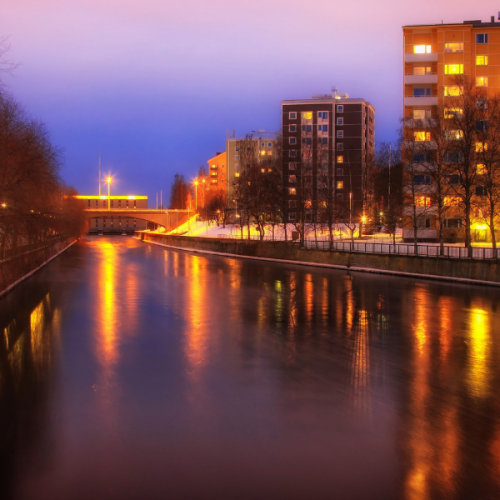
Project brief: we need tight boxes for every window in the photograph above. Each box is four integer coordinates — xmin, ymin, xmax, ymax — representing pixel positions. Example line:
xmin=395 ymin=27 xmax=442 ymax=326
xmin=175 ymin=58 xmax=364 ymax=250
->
xmin=413 ymin=66 xmax=432 ymax=75
xmin=415 ymin=196 xmax=431 ymax=207
xmin=476 ymin=185 xmax=486 ymax=196
xmin=87 ymin=200 xmax=90 ymax=208
xmin=336 ymin=105 xmax=343 ymax=113
xmin=414 ymin=131 xmax=431 ymax=141
xmin=318 ymin=111 xmax=328 ymax=119
xmin=126 ymin=200 xmax=129 ymax=208
xmin=477 ymin=164 xmax=486 ymax=175
xmin=289 ymin=187 xmax=296 ymax=195
xmin=445 ymin=42 xmax=464 ymax=52
xmin=444 ymin=108 xmax=463 ymax=118
xmin=118 ymin=200 xmax=121 ymax=208
xmin=289 ymin=112 xmax=297 ymax=119
xmin=476 ymin=99 xmax=488 ymax=110
xmin=413 ymin=88 xmax=431 ymax=97
xmin=211 ymin=172 xmax=217 ymax=176
xmin=445 ymin=174 xmax=460 ymax=185
xmin=302 ymin=111 xmax=312 ymax=120
xmin=337 ymin=143 xmax=343 ymax=151
xmin=302 ymin=137 xmax=312 ymax=145
xmin=289 ymin=201 xmax=297 ymax=209
xmin=304 ymin=200 xmax=312 ymax=209
xmin=289 ymin=175 xmax=296 ymax=183
xmin=318 ymin=124 xmax=328 ymax=131
xmin=476 ymin=142 xmax=487 ymax=152
xmin=413 ymin=153 xmax=430 ymax=162
xmin=134 ymin=200 xmax=136 ymax=208
xmin=211 ymin=179 xmax=217 ymax=184
xmin=444 ymin=130 xmax=463 ymax=140
xmin=337 ymin=155 xmax=343 ymax=163
xmin=289 ymin=162 xmax=296 ymax=171
xmin=289 ymin=151 xmax=296 ymax=158
xmin=414 ymin=45 xmax=432 ymax=54
xmin=336 ymin=118 xmax=343 ymax=125
xmin=103 ymin=200 xmax=107 ymax=207
xmin=445 ymin=218 xmax=461 ymax=229
xmin=444 ymin=64 xmax=463 ymax=75
xmin=267 ymin=151 xmax=272 ymax=156
xmin=413 ymin=109 xmax=431 ymax=120
xmin=261 ymin=142 xmax=265 ymax=147
xmin=235 ymin=172 xmax=240 ymax=177
xmin=321 ymin=138 xmax=328 ymax=144
xmin=444 ymin=151 xmax=463 ymax=164
xmin=416 ymin=218 xmax=431 ymax=228
xmin=289 ymin=125 xmax=296 ymax=132
xmin=336 ymin=181 xmax=344 ymax=189
xmin=476 ymin=77 xmax=488 ymax=87
xmin=336 ymin=193 xmax=344 ymax=200
xmin=413 ymin=175 xmax=431 ymax=185
xmin=444 ymin=86 xmax=463 ymax=97
xmin=337 ymin=130 xmax=344 ymax=138
xmin=476 ymin=55 xmax=488 ymax=65
xmin=235 ymin=155 xmax=239 ymax=160
xmin=476 ymin=33 xmax=489 ymax=44
xmin=288 ymin=212 xmax=296 ymax=221
xmin=336 ymin=168 xmax=343 ymax=176
xmin=476 ymin=120 xmax=488 ymax=131
xmin=289 ymin=137 xmax=296 ymax=145
xmin=96 ymin=200 xmax=98 ymax=207
xmin=95 ymin=219 xmax=98 ymax=227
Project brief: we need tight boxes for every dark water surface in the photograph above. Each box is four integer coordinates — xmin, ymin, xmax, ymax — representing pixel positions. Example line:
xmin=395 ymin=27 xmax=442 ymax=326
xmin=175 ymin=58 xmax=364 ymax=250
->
xmin=1 ymin=236 xmax=500 ymax=499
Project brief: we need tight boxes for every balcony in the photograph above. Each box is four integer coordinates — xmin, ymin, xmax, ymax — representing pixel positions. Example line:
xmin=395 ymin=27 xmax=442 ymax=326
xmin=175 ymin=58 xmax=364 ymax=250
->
xmin=405 ymin=96 xmax=438 ymax=106
xmin=405 ymin=53 xmax=438 ymax=63
xmin=404 ymin=184 xmax=437 ymax=194
xmin=404 ymin=140 xmax=437 ymax=150
xmin=404 ymin=118 xmax=437 ymax=128
xmin=404 ymin=74 xmax=438 ymax=85
xmin=404 ymin=205 xmax=437 ymax=215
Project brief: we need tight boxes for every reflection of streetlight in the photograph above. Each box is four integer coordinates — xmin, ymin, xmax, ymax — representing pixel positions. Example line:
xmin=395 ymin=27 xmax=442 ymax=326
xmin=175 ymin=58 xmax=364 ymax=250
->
xmin=106 ymin=177 xmax=112 ymax=210
xmin=194 ymin=180 xmax=198 ymax=210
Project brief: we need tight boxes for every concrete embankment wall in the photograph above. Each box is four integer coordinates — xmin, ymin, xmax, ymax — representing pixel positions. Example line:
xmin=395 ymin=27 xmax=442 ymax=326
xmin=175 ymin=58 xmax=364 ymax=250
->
xmin=137 ymin=232 xmax=500 ymax=287
xmin=0 ymin=238 xmax=76 ymax=297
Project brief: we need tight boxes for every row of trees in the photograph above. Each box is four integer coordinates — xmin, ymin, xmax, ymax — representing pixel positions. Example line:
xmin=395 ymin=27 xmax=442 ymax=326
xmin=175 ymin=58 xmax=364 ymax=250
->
xmin=403 ymin=76 xmax=500 ymax=253
xmin=0 ymin=48 xmax=86 ymax=259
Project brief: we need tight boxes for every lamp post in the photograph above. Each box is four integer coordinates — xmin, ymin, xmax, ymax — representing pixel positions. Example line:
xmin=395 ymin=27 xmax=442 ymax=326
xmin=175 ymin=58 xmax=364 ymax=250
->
xmin=106 ymin=177 xmax=112 ymax=210
xmin=194 ymin=180 xmax=198 ymax=211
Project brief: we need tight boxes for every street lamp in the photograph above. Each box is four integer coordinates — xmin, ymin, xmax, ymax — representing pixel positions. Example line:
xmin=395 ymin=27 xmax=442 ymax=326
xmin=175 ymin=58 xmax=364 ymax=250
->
xmin=106 ymin=177 xmax=112 ymax=210
xmin=194 ymin=180 xmax=198 ymax=211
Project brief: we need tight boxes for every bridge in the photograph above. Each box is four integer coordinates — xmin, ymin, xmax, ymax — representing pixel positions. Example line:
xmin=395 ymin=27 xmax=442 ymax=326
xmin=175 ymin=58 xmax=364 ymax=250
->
xmin=83 ymin=209 xmax=194 ymax=231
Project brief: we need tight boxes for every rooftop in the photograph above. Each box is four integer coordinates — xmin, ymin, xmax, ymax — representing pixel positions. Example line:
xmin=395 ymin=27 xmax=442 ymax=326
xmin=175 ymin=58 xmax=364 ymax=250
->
xmin=403 ymin=15 xmax=500 ymax=28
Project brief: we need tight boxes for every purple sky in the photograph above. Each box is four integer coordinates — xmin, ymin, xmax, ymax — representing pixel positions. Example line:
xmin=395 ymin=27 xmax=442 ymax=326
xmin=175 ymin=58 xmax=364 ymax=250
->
xmin=1 ymin=1 xmax=498 ymax=201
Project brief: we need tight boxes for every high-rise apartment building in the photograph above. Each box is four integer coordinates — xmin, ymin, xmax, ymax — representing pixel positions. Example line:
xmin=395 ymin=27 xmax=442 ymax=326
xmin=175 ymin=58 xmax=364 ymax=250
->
xmin=402 ymin=16 xmax=500 ymax=241
xmin=281 ymin=90 xmax=375 ymax=223
xmin=207 ymin=151 xmax=227 ymax=199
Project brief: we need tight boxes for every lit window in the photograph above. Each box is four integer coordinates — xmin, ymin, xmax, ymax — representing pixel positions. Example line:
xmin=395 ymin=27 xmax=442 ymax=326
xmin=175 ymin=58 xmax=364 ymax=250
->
xmin=260 ymin=150 xmax=266 ymax=156
xmin=444 ymin=108 xmax=463 ymax=118
xmin=261 ymin=168 xmax=266 ymax=173
xmin=267 ymin=151 xmax=272 ymax=156
xmin=443 ymin=197 xmax=460 ymax=206
xmin=336 ymin=118 xmax=343 ymax=125
xmin=304 ymin=200 xmax=312 ymax=209
xmin=211 ymin=179 xmax=217 ymax=184
xmin=289 ymin=125 xmax=296 ymax=132
xmin=337 ymin=155 xmax=343 ymax=163
xmin=289 ymin=112 xmax=297 ymax=119
xmin=337 ymin=105 xmax=343 ymax=113
xmin=336 ymin=181 xmax=344 ymax=189
xmin=414 ymin=45 xmax=432 ymax=54
xmin=211 ymin=172 xmax=217 ymax=176
xmin=289 ymin=175 xmax=296 ymax=183
xmin=476 ymin=77 xmax=488 ymax=87
xmin=302 ymin=112 xmax=312 ymax=120
xmin=289 ymin=162 xmax=296 ymax=170
xmin=476 ymin=55 xmax=488 ymax=65
xmin=444 ymin=42 xmax=464 ymax=53
xmin=415 ymin=196 xmax=431 ymax=207
xmin=413 ymin=66 xmax=432 ymax=75
xmin=476 ymin=142 xmax=487 ymax=152
xmin=289 ymin=187 xmax=296 ymax=195
xmin=414 ymin=131 xmax=431 ymax=141
xmin=235 ymin=172 xmax=240 ymax=177
xmin=444 ymin=64 xmax=463 ymax=75
xmin=476 ymin=33 xmax=488 ymax=44
xmin=444 ymin=86 xmax=463 ymax=97
xmin=337 ymin=130 xmax=344 ymax=138
xmin=444 ymin=130 xmax=463 ymax=140
xmin=477 ymin=164 xmax=486 ymax=175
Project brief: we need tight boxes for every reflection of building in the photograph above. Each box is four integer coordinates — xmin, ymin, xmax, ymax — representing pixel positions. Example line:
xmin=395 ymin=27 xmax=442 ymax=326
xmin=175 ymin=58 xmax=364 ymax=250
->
xmin=402 ymin=18 xmax=500 ymax=242
xmin=207 ymin=152 xmax=227 ymax=199
xmin=226 ymin=130 xmax=279 ymax=201
xmin=75 ymin=195 xmax=148 ymax=234
xmin=281 ymin=90 xmax=375 ymax=223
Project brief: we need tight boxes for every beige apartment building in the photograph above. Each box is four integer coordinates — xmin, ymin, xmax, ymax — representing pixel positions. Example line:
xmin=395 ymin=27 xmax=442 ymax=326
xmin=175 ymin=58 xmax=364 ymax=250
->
xmin=402 ymin=16 xmax=500 ymax=241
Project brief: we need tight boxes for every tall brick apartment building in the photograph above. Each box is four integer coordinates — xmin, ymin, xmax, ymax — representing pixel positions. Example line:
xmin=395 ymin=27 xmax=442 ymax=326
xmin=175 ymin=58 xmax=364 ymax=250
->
xmin=281 ymin=90 xmax=375 ymax=224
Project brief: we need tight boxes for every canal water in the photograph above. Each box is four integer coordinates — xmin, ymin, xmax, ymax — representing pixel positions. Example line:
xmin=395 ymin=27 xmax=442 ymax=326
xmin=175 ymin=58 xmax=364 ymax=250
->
xmin=1 ymin=237 xmax=499 ymax=499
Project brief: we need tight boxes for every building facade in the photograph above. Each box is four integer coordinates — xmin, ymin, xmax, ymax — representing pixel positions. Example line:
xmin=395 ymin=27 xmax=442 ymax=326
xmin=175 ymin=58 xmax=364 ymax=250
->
xmin=206 ymin=152 xmax=227 ymax=200
xmin=75 ymin=195 xmax=148 ymax=233
xmin=281 ymin=90 xmax=375 ymax=224
xmin=402 ymin=16 xmax=500 ymax=242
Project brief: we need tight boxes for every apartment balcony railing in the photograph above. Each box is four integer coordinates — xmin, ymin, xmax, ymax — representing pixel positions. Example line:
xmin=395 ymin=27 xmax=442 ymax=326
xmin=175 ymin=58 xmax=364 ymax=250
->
xmin=404 ymin=53 xmax=439 ymax=63
xmin=403 ymin=118 xmax=437 ymax=128
xmin=403 ymin=140 xmax=438 ymax=150
xmin=404 ymin=96 xmax=438 ymax=106
xmin=404 ymin=74 xmax=438 ymax=85
xmin=404 ymin=205 xmax=437 ymax=215
xmin=404 ymin=184 xmax=437 ymax=194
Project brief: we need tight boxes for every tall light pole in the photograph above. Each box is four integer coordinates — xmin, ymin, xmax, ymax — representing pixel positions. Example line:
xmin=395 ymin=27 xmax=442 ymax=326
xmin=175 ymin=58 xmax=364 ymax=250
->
xmin=194 ymin=180 xmax=198 ymax=210
xmin=106 ymin=177 xmax=112 ymax=210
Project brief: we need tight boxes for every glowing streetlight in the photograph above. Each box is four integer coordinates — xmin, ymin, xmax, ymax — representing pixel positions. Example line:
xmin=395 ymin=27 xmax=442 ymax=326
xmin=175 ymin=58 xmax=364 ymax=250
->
xmin=106 ymin=176 xmax=112 ymax=210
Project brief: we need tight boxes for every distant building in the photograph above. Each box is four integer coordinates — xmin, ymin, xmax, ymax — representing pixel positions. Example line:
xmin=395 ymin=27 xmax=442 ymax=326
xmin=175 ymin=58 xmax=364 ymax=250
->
xmin=402 ymin=16 xmax=500 ymax=242
xmin=281 ymin=90 xmax=375 ymax=223
xmin=206 ymin=151 xmax=227 ymax=200
xmin=75 ymin=195 xmax=148 ymax=233
xmin=226 ymin=130 xmax=279 ymax=201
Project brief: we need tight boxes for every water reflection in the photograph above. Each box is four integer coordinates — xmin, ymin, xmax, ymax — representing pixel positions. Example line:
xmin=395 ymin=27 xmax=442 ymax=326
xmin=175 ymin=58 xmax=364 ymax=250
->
xmin=1 ymin=237 xmax=500 ymax=499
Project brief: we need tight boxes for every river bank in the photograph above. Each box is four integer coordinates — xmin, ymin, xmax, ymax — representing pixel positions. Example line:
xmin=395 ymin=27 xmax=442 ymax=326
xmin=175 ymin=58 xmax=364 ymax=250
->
xmin=137 ymin=232 xmax=500 ymax=287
